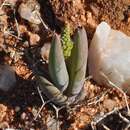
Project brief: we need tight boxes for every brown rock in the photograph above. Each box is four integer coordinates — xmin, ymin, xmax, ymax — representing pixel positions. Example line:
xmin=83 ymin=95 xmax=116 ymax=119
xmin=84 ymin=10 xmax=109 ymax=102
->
xmin=103 ymin=99 xmax=116 ymax=111
xmin=40 ymin=43 xmax=51 ymax=62
xmin=28 ymin=32 xmax=40 ymax=46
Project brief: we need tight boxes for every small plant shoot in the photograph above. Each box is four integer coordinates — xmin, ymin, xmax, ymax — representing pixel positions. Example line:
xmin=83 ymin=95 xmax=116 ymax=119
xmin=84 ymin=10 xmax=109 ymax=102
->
xmin=36 ymin=26 xmax=88 ymax=105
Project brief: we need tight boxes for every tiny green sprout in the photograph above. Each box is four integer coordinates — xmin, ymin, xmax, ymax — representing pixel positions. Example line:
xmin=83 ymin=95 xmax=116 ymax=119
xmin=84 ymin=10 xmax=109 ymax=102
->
xmin=61 ymin=24 xmax=73 ymax=59
xmin=37 ymin=26 xmax=88 ymax=106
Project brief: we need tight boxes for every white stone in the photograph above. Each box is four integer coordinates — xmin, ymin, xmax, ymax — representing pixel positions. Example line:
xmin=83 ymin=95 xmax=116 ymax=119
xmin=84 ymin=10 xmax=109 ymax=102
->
xmin=88 ymin=22 xmax=130 ymax=95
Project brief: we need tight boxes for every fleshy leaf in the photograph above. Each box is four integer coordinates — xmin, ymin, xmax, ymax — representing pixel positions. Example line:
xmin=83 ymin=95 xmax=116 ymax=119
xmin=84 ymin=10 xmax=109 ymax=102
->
xmin=49 ymin=34 xmax=69 ymax=92
xmin=61 ymin=24 xmax=73 ymax=59
xmin=36 ymin=75 xmax=67 ymax=105
xmin=66 ymin=27 xmax=88 ymax=98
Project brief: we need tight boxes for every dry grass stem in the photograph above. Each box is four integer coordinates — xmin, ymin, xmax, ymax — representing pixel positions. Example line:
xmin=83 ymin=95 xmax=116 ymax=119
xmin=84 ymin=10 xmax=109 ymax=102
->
xmin=3 ymin=29 xmax=22 ymax=40
xmin=92 ymin=108 xmax=118 ymax=125
xmin=34 ymin=86 xmax=52 ymax=121
xmin=102 ymin=124 xmax=111 ymax=130
xmin=100 ymin=72 xmax=130 ymax=115
xmin=118 ymin=112 xmax=130 ymax=123
xmin=13 ymin=9 xmax=20 ymax=39
xmin=0 ymin=0 xmax=6 ymax=10
xmin=50 ymin=103 xmax=66 ymax=130
xmin=35 ymin=11 xmax=49 ymax=30
xmin=87 ymin=89 xmax=110 ymax=106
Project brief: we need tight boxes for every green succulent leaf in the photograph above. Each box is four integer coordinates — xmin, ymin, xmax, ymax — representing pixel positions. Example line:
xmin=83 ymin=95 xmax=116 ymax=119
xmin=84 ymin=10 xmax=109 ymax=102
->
xmin=66 ymin=27 xmax=88 ymax=98
xmin=49 ymin=34 xmax=69 ymax=92
xmin=35 ymin=75 xmax=67 ymax=105
xmin=61 ymin=24 xmax=73 ymax=59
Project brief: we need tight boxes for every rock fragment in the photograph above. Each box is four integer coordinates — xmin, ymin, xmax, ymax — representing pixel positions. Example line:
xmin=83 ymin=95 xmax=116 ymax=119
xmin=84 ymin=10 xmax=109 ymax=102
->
xmin=41 ymin=43 xmax=51 ymax=62
xmin=18 ymin=0 xmax=41 ymax=24
xmin=0 ymin=64 xmax=16 ymax=91
xmin=89 ymin=22 xmax=130 ymax=95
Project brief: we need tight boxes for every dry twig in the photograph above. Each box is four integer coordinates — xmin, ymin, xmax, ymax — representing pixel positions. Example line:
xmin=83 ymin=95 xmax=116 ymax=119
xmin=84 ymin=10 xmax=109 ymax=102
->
xmin=100 ymin=72 xmax=130 ymax=115
xmin=50 ymin=103 xmax=66 ymax=130
xmin=102 ymin=124 xmax=111 ymax=130
xmin=35 ymin=10 xmax=50 ymax=31
xmin=0 ymin=0 xmax=6 ymax=10
xmin=118 ymin=112 xmax=130 ymax=123
xmin=3 ymin=29 xmax=22 ymax=40
xmin=13 ymin=8 xmax=20 ymax=39
xmin=92 ymin=108 xmax=118 ymax=125
xmin=87 ymin=89 xmax=111 ymax=106
xmin=33 ymin=86 xmax=52 ymax=121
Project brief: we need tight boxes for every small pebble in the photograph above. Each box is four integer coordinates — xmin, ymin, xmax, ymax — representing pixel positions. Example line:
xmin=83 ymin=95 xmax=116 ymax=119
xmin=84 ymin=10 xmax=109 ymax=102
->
xmin=21 ymin=112 xmax=26 ymax=120
xmin=80 ymin=15 xmax=86 ymax=22
xmin=118 ymin=11 xmax=124 ymax=21
xmin=32 ymin=107 xmax=38 ymax=117
xmin=41 ymin=43 xmax=51 ymax=62
xmin=28 ymin=32 xmax=40 ymax=46
xmin=15 ymin=106 xmax=21 ymax=112
xmin=23 ymin=41 xmax=29 ymax=47
xmin=25 ymin=121 xmax=29 ymax=125
xmin=19 ymin=25 xmax=27 ymax=33
xmin=86 ymin=11 xmax=97 ymax=28
xmin=103 ymin=99 xmax=116 ymax=111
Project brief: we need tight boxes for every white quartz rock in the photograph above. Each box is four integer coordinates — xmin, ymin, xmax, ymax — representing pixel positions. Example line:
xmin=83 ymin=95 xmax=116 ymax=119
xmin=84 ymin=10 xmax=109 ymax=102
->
xmin=88 ymin=22 xmax=130 ymax=95
xmin=0 ymin=65 xmax=16 ymax=91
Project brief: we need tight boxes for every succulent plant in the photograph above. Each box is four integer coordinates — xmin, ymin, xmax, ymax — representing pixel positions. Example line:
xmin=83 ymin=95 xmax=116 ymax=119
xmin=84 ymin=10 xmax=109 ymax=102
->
xmin=36 ymin=26 xmax=88 ymax=106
